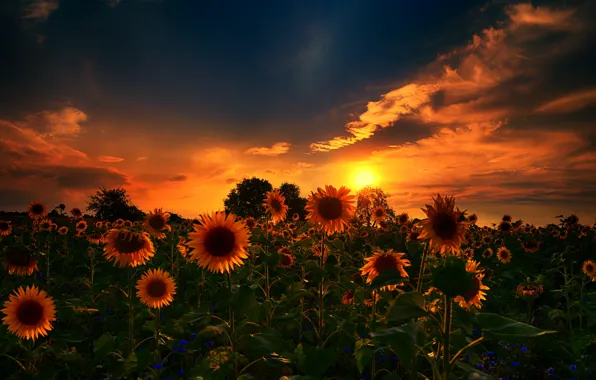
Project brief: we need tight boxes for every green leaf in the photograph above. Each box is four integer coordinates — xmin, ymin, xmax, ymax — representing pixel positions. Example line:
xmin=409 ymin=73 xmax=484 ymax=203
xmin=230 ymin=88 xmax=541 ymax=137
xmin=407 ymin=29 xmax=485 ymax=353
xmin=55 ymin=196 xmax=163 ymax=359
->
xmin=295 ymin=343 xmax=338 ymax=377
xmin=354 ymin=339 xmax=373 ymax=374
xmin=385 ymin=292 xmax=428 ymax=323
xmin=371 ymin=322 xmax=427 ymax=373
xmin=454 ymin=361 xmax=499 ymax=379
xmin=93 ymin=333 xmax=114 ymax=360
xmin=368 ymin=268 xmax=407 ymax=290
xmin=476 ymin=313 xmax=557 ymax=340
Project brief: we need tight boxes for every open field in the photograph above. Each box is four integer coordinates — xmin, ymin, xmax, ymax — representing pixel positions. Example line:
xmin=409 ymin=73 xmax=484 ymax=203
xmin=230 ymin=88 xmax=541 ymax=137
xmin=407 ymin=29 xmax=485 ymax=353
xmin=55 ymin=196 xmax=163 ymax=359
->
xmin=0 ymin=192 xmax=595 ymax=380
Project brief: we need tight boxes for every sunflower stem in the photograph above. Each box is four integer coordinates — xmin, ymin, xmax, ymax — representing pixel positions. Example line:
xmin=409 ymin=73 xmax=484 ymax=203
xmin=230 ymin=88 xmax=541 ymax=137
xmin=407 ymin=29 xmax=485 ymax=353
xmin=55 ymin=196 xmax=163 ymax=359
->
xmin=371 ymin=289 xmax=378 ymax=380
xmin=227 ymin=272 xmax=238 ymax=377
xmin=416 ymin=243 xmax=429 ymax=293
xmin=154 ymin=309 xmax=161 ymax=363
xmin=128 ymin=267 xmax=135 ymax=357
xmin=318 ymin=233 xmax=325 ymax=348
xmin=442 ymin=295 xmax=453 ymax=380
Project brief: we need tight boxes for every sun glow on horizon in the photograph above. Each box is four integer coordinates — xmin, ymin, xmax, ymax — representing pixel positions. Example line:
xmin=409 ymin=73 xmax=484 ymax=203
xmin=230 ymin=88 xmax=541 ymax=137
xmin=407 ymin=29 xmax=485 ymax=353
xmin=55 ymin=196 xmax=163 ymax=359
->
xmin=353 ymin=168 xmax=376 ymax=189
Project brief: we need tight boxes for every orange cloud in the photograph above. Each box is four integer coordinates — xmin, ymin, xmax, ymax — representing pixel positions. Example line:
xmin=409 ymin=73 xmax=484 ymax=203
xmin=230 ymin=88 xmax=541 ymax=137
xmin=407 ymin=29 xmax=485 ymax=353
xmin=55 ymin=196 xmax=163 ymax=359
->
xmin=98 ymin=156 xmax=125 ymax=163
xmin=310 ymin=84 xmax=439 ymax=152
xmin=19 ymin=106 xmax=88 ymax=137
xmin=507 ymin=3 xmax=575 ymax=29
xmin=244 ymin=142 xmax=291 ymax=156
xmin=22 ymin=0 xmax=59 ymax=20
xmin=535 ymin=89 xmax=596 ymax=114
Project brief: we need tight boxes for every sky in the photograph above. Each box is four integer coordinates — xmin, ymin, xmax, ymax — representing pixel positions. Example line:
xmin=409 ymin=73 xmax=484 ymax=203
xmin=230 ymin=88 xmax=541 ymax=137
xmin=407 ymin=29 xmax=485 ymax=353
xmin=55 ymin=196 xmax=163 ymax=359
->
xmin=1 ymin=0 xmax=596 ymax=226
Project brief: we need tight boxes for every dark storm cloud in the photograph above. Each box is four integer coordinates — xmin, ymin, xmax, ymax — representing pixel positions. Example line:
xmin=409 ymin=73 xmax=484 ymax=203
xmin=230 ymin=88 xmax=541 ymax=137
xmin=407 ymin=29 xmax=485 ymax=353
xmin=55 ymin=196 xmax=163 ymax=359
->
xmin=1 ymin=164 xmax=129 ymax=189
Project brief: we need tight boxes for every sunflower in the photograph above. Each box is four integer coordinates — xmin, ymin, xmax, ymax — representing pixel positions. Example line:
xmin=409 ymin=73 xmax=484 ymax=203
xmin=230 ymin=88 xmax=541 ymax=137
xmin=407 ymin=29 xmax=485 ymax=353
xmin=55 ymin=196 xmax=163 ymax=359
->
xmin=371 ymin=206 xmax=387 ymax=222
xmin=341 ymin=290 xmax=355 ymax=305
xmin=378 ymin=220 xmax=390 ymax=231
xmin=417 ymin=194 xmax=469 ymax=255
xmin=462 ymin=247 xmax=475 ymax=259
xmin=187 ymin=212 xmax=251 ymax=274
xmin=516 ymin=283 xmax=544 ymax=300
xmin=28 ymin=200 xmax=47 ymax=220
xmin=70 ymin=208 xmax=83 ymax=219
xmin=124 ymin=220 xmax=133 ymax=228
xmin=498 ymin=221 xmax=512 ymax=233
xmin=496 ymin=247 xmax=512 ymax=264
xmin=144 ymin=208 xmax=171 ymax=238
xmin=278 ymin=253 xmax=295 ymax=268
xmin=307 ymin=227 xmax=316 ymax=236
xmin=114 ymin=219 xmax=125 ymax=228
xmin=292 ymin=213 xmax=300 ymax=221
xmin=482 ymin=235 xmax=492 ymax=244
xmin=453 ymin=260 xmax=489 ymax=311
xmin=473 ymin=241 xmax=483 ymax=249
xmin=360 ymin=249 xmax=411 ymax=291
xmin=468 ymin=213 xmax=478 ymax=225
xmin=263 ymin=190 xmax=289 ymax=224
xmin=582 ymin=260 xmax=596 ymax=280
xmin=103 ymin=229 xmax=155 ymax=268
xmin=87 ymin=232 xmax=106 ymax=245
xmin=38 ymin=219 xmax=53 ymax=232
xmin=3 ymin=246 xmax=38 ymax=276
xmin=2 ymin=285 xmax=56 ymax=340
xmin=502 ymin=214 xmax=512 ymax=222
xmin=407 ymin=230 xmax=420 ymax=242
xmin=136 ymin=268 xmax=176 ymax=309
xmin=305 ymin=185 xmax=356 ymax=235
xmin=57 ymin=226 xmax=68 ymax=235
xmin=0 ymin=221 xmax=12 ymax=237
xmin=75 ymin=220 xmax=88 ymax=232
xmin=482 ymin=248 xmax=493 ymax=258
xmin=522 ymin=240 xmax=540 ymax=253
xmin=244 ymin=217 xmax=257 ymax=229
xmin=397 ymin=212 xmax=409 ymax=225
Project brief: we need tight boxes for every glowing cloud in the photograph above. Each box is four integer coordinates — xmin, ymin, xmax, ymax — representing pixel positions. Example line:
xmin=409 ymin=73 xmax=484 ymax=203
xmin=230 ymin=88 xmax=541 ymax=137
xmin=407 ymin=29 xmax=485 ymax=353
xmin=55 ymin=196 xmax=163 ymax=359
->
xmin=98 ymin=156 xmax=125 ymax=163
xmin=535 ymin=89 xmax=596 ymax=114
xmin=244 ymin=142 xmax=291 ymax=156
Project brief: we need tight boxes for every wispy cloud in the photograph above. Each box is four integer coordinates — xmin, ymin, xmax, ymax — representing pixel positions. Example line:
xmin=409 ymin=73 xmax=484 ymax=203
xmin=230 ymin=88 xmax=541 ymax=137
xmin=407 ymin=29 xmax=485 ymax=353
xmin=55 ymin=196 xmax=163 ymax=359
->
xmin=22 ymin=0 xmax=59 ymax=21
xmin=168 ymin=174 xmax=188 ymax=182
xmin=535 ymin=89 xmax=596 ymax=114
xmin=98 ymin=156 xmax=125 ymax=163
xmin=244 ymin=142 xmax=291 ymax=156
xmin=19 ymin=106 xmax=88 ymax=137
xmin=507 ymin=3 xmax=575 ymax=29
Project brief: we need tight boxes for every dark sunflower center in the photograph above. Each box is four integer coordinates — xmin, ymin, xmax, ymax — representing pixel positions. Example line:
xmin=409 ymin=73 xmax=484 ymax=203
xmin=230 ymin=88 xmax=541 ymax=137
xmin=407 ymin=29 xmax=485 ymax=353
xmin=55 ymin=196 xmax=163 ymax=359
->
xmin=113 ymin=232 xmax=146 ymax=254
xmin=5 ymin=249 xmax=35 ymax=267
xmin=499 ymin=250 xmax=509 ymax=259
xmin=149 ymin=215 xmax=166 ymax=230
xmin=375 ymin=209 xmax=384 ymax=217
xmin=586 ymin=264 xmax=595 ymax=273
xmin=464 ymin=277 xmax=481 ymax=300
xmin=279 ymin=255 xmax=292 ymax=266
xmin=0 ymin=222 xmax=9 ymax=230
xmin=246 ymin=219 xmax=256 ymax=228
xmin=41 ymin=222 xmax=51 ymax=229
xmin=204 ymin=227 xmax=236 ymax=257
xmin=31 ymin=204 xmax=44 ymax=214
xmin=373 ymin=255 xmax=397 ymax=273
xmin=77 ymin=223 xmax=85 ymax=229
xmin=16 ymin=300 xmax=44 ymax=325
xmin=72 ymin=209 xmax=81 ymax=216
xmin=146 ymin=279 xmax=167 ymax=298
xmin=399 ymin=215 xmax=408 ymax=223
xmin=432 ymin=213 xmax=458 ymax=240
xmin=317 ymin=197 xmax=343 ymax=220
xmin=270 ymin=199 xmax=283 ymax=212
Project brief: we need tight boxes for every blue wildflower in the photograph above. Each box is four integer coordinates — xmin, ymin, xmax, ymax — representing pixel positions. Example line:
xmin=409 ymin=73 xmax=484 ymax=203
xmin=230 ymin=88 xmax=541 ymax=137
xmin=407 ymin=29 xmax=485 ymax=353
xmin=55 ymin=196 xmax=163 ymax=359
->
xmin=177 ymin=369 xmax=184 ymax=375
xmin=205 ymin=341 xmax=213 ymax=347
xmin=521 ymin=347 xmax=528 ymax=351
xmin=95 ymin=316 xmax=104 ymax=321
xmin=189 ymin=332 xmax=197 ymax=339
xmin=391 ymin=356 xmax=397 ymax=361
xmin=487 ymin=351 xmax=494 ymax=356
xmin=477 ymin=364 xmax=483 ymax=369
xmin=547 ymin=367 xmax=554 ymax=373
xmin=570 ymin=365 xmax=576 ymax=371
xmin=511 ymin=361 xmax=519 ymax=367
xmin=343 ymin=348 xmax=351 ymax=354
xmin=179 ymin=339 xmax=188 ymax=346
xmin=153 ymin=363 xmax=163 ymax=369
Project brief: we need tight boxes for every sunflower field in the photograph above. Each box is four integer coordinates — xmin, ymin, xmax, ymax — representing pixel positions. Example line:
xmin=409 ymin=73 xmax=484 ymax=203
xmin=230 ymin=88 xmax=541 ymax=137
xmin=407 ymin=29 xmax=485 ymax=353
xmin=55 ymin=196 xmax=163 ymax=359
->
xmin=0 ymin=187 xmax=595 ymax=380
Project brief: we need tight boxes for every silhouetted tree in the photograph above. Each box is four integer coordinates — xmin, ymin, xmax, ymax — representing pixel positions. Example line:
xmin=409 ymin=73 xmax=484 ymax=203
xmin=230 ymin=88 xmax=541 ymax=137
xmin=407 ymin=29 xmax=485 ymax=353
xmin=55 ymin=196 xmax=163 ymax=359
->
xmin=48 ymin=209 xmax=60 ymax=218
xmin=224 ymin=177 xmax=273 ymax=218
xmin=279 ymin=182 xmax=308 ymax=221
xmin=86 ymin=187 xmax=146 ymax=222
xmin=354 ymin=186 xmax=395 ymax=226
xmin=169 ymin=212 xmax=183 ymax=224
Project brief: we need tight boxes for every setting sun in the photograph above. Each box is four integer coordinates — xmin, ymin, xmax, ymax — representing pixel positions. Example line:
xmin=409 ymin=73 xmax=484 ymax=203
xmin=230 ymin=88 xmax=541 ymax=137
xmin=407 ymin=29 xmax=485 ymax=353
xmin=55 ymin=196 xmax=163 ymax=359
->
xmin=353 ymin=169 xmax=376 ymax=189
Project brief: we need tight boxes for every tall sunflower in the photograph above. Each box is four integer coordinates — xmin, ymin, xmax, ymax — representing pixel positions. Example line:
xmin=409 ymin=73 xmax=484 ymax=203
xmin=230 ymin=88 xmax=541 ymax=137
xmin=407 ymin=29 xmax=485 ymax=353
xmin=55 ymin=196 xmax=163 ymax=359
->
xmin=187 ymin=212 xmax=251 ymax=274
xmin=2 ymin=286 xmax=56 ymax=340
xmin=263 ymin=189 xmax=289 ymax=224
xmin=103 ymin=229 xmax=155 ymax=268
xmin=136 ymin=268 xmax=176 ymax=309
xmin=417 ymin=194 xmax=469 ymax=255
xmin=397 ymin=212 xmax=409 ymax=225
xmin=28 ymin=200 xmax=47 ymax=220
xmin=144 ymin=208 xmax=171 ymax=238
xmin=3 ymin=246 xmax=38 ymax=276
xmin=496 ymin=246 xmax=512 ymax=264
xmin=371 ymin=206 xmax=387 ymax=222
xmin=453 ymin=260 xmax=489 ymax=311
xmin=360 ymin=249 xmax=411 ymax=291
xmin=0 ymin=221 xmax=12 ymax=237
xmin=305 ymin=185 xmax=356 ymax=235
xmin=70 ymin=208 xmax=83 ymax=219
xmin=583 ymin=260 xmax=596 ymax=280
